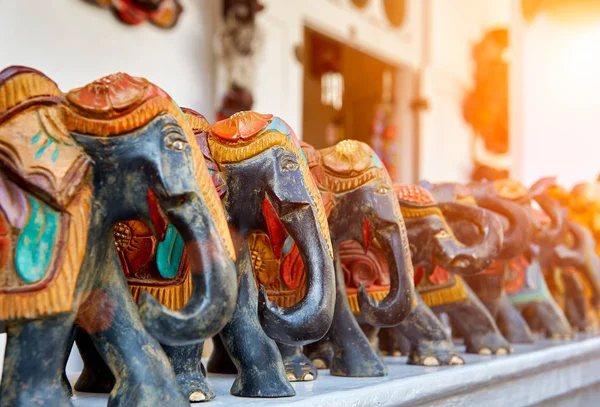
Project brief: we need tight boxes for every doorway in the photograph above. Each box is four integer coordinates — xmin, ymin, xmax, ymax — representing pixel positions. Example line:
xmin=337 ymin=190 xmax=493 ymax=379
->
xmin=301 ymin=27 xmax=417 ymax=183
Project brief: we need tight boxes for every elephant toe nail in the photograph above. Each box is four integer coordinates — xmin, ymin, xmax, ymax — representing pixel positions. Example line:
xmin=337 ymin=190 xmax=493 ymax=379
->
xmin=551 ymin=333 xmax=562 ymax=340
xmin=286 ymin=372 xmax=297 ymax=381
xmin=189 ymin=392 xmax=206 ymax=402
xmin=495 ymin=348 xmax=508 ymax=356
xmin=423 ymin=356 xmax=439 ymax=366
xmin=302 ymin=373 xmax=315 ymax=381
xmin=312 ymin=358 xmax=327 ymax=369
xmin=478 ymin=348 xmax=492 ymax=355
xmin=449 ymin=356 xmax=465 ymax=365
xmin=392 ymin=351 xmax=402 ymax=357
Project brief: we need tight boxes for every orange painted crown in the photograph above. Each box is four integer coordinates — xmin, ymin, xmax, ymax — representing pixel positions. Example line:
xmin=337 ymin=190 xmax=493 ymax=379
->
xmin=395 ymin=184 xmax=435 ymax=205
xmin=62 ymin=73 xmax=181 ymax=137
xmin=210 ymin=111 xmax=273 ymax=141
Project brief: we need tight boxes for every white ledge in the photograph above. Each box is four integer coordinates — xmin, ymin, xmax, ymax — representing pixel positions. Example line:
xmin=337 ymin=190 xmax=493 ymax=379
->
xmin=68 ymin=335 xmax=600 ymax=407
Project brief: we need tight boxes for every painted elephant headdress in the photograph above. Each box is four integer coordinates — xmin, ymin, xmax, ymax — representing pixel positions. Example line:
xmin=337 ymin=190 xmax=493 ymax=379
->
xmin=61 ymin=73 xmax=234 ymax=261
xmin=204 ymin=110 xmax=332 ymax=257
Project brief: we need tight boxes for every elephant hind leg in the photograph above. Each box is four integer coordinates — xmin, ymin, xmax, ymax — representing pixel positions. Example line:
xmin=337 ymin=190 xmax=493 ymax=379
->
xmin=1 ymin=313 xmax=75 ymax=407
xmin=378 ymin=327 xmax=403 ymax=356
xmin=162 ymin=342 xmax=215 ymax=402
xmin=397 ymin=295 xmax=463 ymax=366
xmin=277 ymin=342 xmax=318 ymax=382
xmin=444 ymin=285 xmax=512 ymax=355
xmin=496 ymin=293 xmax=535 ymax=343
xmin=207 ymin=334 xmax=237 ymax=374
xmin=74 ymin=328 xmax=116 ymax=394
xmin=528 ymin=300 xmax=573 ymax=340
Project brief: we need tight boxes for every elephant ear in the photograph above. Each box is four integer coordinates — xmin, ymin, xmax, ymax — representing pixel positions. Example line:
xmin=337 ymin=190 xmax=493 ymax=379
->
xmin=183 ymin=107 xmax=228 ymax=199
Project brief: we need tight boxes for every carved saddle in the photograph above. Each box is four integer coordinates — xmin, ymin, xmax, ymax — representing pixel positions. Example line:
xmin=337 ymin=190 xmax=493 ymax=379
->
xmin=0 ymin=66 xmax=92 ymax=320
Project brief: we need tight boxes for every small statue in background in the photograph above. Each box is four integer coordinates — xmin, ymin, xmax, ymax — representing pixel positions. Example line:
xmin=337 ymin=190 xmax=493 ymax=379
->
xmin=214 ymin=0 xmax=265 ymax=92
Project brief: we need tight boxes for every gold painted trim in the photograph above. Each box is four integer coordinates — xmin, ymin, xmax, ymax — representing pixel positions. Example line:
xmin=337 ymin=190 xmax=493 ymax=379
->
xmin=130 ymin=271 xmax=193 ymax=311
xmin=419 ymin=275 xmax=468 ymax=307
xmin=0 ymin=73 xmax=60 ymax=115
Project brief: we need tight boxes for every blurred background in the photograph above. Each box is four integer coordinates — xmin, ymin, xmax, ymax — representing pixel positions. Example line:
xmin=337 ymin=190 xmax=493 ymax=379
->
xmin=1 ymin=0 xmax=600 ymax=374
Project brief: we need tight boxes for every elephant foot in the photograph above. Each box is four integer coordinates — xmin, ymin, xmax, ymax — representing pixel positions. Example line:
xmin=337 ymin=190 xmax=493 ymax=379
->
xmin=175 ymin=370 xmax=216 ymax=403
xmin=465 ymin=332 xmax=513 ymax=355
xmin=230 ymin=370 xmax=296 ymax=398
xmin=61 ymin=372 xmax=73 ymax=397
xmin=407 ymin=340 xmax=464 ymax=366
xmin=381 ymin=350 xmax=403 ymax=357
xmin=74 ymin=365 xmax=116 ymax=394
xmin=7 ymin=386 xmax=73 ymax=407
xmin=305 ymin=340 xmax=334 ymax=370
xmin=284 ymin=358 xmax=317 ymax=382
xmin=278 ymin=343 xmax=317 ymax=382
xmin=329 ymin=347 xmax=387 ymax=377
xmin=108 ymin=380 xmax=189 ymax=407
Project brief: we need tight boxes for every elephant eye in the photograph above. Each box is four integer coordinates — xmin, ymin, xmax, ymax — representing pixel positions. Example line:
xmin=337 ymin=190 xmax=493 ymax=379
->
xmin=166 ymin=133 xmax=188 ymax=152
xmin=376 ymin=185 xmax=390 ymax=195
xmin=280 ymin=156 xmax=299 ymax=172
xmin=435 ymin=229 xmax=451 ymax=239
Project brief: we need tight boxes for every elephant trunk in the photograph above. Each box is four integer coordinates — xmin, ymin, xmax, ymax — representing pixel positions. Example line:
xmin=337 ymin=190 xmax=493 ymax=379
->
xmin=559 ymin=221 xmax=600 ymax=306
xmin=257 ymin=202 xmax=335 ymax=346
xmin=435 ymin=202 xmax=503 ymax=275
xmin=474 ymin=195 xmax=533 ymax=260
xmin=532 ymin=194 xmax=565 ymax=245
xmin=138 ymin=195 xmax=238 ymax=346
xmin=358 ymin=222 xmax=416 ymax=327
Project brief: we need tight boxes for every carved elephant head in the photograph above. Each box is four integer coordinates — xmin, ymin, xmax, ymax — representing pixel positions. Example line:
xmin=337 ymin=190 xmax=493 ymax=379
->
xmin=302 ymin=140 xmax=416 ymax=327
xmin=186 ymin=110 xmax=336 ymax=346
xmin=396 ymin=184 xmax=503 ymax=276
xmin=62 ymin=73 xmax=238 ymax=345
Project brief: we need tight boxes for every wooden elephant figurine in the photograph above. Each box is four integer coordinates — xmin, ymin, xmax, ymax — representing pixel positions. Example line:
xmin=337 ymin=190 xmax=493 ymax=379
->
xmin=379 ymin=183 xmax=509 ymax=361
xmin=428 ymin=180 xmax=536 ymax=344
xmin=457 ymin=179 xmax=573 ymax=341
xmin=548 ymin=184 xmax=600 ymax=331
xmin=0 ymin=67 xmax=238 ymax=407
xmin=291 ymin=140 xmax=417 ymax=378
xmin=191 ymin=111 xmax=337 ymax=398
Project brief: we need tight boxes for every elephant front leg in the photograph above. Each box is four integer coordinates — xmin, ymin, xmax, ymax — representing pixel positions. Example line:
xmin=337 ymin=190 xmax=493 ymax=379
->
xmin=79 ymin=255 xmax=189 ymax=407
xmin=277 ymin=343 xmax=317 ymax=382
xmin=443 ymin=283 xmax=512 ymax=355
xmin=397 ymin=295 xmax=464 ymax=366
xmin=162 ymin=342 xmax=215 ymax=402
xmin=1 ymin=313 xmax=76 ymax=407
xmin=495 ymin=293 xmax=535 ymax=343
xmin=214 ymin=247 xmax=295 ymax=397
xmin=326 ymin=261 xmax=386 ymax=377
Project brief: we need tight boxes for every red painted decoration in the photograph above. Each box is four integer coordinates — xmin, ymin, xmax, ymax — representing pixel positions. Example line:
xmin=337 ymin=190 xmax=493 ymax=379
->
xmin=147 ymin=189 xmax=167 ymax=241
xmin=0 ymin=209 xmax=10 ymax=269
xmin=428 ymin=265 xmax=451 ymax=285
xmin=280 ymin=244 xmax=305 ymax=290
xmin=504 ymin=255 xmax=529 ymax=294
xmin=262 ymin=197 xmax=288 ymax=259
xmin=362 ymin=218 xmax=372 ymax=253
